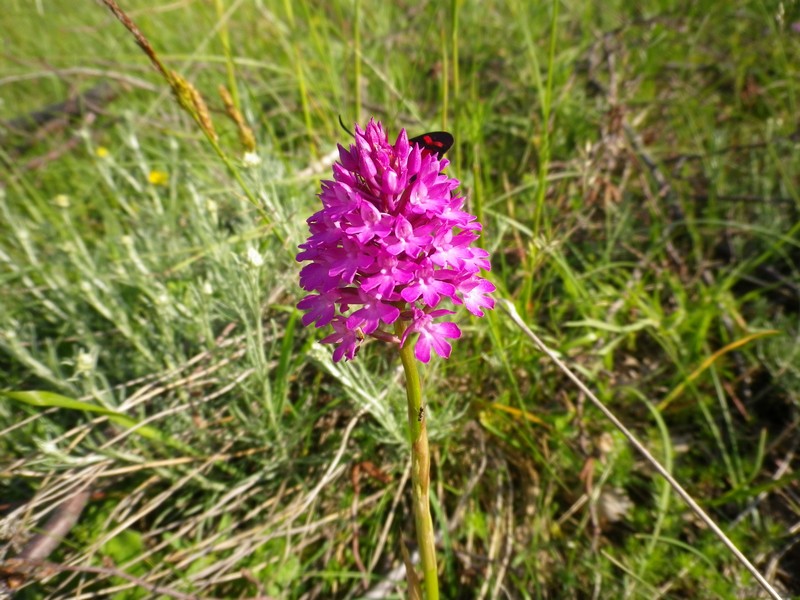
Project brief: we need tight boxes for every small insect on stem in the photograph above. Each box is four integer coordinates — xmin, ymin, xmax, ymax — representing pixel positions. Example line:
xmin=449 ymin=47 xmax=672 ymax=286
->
xmin=418 ymin=405 xmax=425 ymax=422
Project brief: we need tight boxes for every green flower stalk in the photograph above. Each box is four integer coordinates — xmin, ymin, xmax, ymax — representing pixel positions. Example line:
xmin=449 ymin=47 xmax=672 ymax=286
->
xmin=397 ymin=320 xmax=438 ymax=598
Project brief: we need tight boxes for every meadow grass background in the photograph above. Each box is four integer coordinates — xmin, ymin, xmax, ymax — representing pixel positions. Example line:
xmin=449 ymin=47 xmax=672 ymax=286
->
xmin=1 ymin=0 xmax=799 ymax=598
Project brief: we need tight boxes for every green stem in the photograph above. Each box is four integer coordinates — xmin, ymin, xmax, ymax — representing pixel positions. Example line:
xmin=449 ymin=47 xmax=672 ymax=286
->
xmin=354 ymin=0 xmax=361 ymax=123
xmin=213 ymin=0 xmax=240 ymax=112
xmin=532 ymin=0 xmax=559 ymax=235
xmin=396 ymin=322 xmax=439 ymax=600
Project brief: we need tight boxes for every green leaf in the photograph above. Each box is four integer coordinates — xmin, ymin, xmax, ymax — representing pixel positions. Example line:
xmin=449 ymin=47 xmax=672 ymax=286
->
xmin=2 ymin=390 xmax=186 ymax=450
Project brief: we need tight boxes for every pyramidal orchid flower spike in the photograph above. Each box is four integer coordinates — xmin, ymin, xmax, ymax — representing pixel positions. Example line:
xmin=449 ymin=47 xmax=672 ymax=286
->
xmin=298 ymin=119 xmax=494 ymax=599
xmin=297 ymin=119 xmax=495 ymax=362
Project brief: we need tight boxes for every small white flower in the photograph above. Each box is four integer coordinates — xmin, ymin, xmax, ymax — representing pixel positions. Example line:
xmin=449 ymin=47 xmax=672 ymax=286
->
xmin=76 ymin=349 xmax=95 ymax=375
xmin=242 ymin=151 xmax=261 ymax=167
xmin=246 ymin=246 xmax=264 ymax=267
xmin=39 ymin=439 xmax=59 ymax=454
xmin=202 ymin=280 xmax=214 ymax=295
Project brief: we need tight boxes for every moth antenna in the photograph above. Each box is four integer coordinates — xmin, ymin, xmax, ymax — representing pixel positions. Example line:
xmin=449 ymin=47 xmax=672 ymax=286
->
xmin=338 ymin=115 xmax=355 ymax=138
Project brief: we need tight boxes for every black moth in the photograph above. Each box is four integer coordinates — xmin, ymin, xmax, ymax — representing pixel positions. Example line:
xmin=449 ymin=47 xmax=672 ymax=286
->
xmin=338 ymin=116 xmax=454 ymax=160
xmin=408 ymin=131 xmax=454 ymax=160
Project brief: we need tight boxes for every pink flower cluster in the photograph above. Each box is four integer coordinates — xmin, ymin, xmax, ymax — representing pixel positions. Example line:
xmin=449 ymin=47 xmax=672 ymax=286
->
xmin=297 ymin=120 xmax=495 ymax=362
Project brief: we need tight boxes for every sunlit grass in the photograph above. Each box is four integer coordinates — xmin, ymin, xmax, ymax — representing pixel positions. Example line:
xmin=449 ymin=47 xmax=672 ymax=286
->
xmin=1 ymin=0 xmax=798 ymax=598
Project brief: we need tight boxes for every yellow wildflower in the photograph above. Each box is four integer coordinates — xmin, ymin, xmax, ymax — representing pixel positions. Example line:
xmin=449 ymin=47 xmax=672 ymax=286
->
xmin=148 ymin=170 xmax=169 ymax=186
